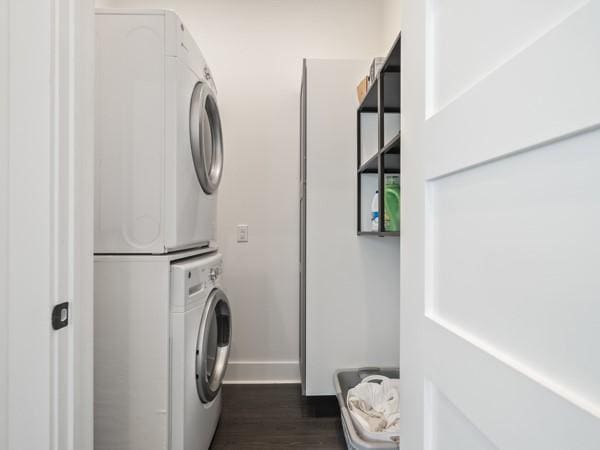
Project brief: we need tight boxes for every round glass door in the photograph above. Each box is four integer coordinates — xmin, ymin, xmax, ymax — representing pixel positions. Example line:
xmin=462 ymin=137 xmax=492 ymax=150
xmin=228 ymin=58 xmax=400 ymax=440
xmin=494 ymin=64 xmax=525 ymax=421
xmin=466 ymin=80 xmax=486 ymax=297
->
xmin=189 ymin=82 xmax=223 ymax=194
xmin=196 ymin=288 xmax=232 ymax=403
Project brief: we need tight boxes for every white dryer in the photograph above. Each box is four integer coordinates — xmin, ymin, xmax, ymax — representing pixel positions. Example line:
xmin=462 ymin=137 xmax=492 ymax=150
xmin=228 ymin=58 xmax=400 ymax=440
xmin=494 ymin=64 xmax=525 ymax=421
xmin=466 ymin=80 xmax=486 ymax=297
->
xmin=95 ymin=9 xmax=223 ymax=254
xmin=170 ymin=253 xmax=232 ymax=450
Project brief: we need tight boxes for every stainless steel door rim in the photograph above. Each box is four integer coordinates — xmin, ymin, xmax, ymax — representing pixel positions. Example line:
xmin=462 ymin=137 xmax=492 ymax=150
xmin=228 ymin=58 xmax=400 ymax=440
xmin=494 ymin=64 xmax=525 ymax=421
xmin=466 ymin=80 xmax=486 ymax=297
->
xmin=196 ymin=288 xmax=232 ymax=403
xmin=189 ymin=81 xmax=223 ymax=194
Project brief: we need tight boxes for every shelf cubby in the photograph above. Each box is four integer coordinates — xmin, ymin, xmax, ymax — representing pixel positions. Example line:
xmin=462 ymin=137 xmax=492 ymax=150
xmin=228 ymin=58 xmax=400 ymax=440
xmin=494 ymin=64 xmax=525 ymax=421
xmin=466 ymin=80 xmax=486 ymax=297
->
xmin=357 ymin=33 xmax=401 ymax=237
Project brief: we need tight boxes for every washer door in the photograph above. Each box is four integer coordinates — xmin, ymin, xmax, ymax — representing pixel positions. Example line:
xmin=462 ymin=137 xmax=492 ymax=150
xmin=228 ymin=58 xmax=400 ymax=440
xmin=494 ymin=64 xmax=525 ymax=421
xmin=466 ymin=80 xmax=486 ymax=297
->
xmin=189 ymin=81 xmax=223 ymax=194
xmin=196 ymin=288 xmax=232 ymax=403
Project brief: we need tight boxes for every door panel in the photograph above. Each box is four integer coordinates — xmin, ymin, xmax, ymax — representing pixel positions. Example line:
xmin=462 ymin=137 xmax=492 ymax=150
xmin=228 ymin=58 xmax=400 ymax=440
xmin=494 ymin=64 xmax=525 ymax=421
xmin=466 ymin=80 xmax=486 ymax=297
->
xmin=427 ymin=0 xmax=587 ymax=115
xmin=425 ymin=381 xmax=498 ymax=450
xmin=427 ymin=128 xmax=600 ymax=411
xmin=401 ymin=0 xmax=600 ymax=448
xmin=426 ymin=1 xmax=600 ymax=178
xmin=425 ymin=320 xmax=600 ymax=449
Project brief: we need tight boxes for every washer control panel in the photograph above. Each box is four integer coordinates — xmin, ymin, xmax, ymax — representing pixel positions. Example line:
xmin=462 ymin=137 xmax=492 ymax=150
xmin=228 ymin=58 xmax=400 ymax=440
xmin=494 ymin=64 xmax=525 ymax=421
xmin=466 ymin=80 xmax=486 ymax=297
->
xmin=209 ymin=266 xmax=223 ymax=282
xmin=171 ymin=253 xmax=223 ymax=308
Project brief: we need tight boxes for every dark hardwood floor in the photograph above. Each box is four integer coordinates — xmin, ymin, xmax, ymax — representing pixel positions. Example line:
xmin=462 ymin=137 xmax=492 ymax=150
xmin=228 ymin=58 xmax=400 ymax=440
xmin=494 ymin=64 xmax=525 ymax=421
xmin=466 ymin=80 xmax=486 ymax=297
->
xmin=210 ymin=384 xmax=347 ymax=449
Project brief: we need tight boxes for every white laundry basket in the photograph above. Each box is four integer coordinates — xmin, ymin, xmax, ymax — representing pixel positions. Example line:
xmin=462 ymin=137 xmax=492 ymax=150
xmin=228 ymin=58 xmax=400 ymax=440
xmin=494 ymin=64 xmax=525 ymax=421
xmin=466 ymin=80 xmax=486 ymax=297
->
xmin=334 ymin=368 xmax=400 ymax=450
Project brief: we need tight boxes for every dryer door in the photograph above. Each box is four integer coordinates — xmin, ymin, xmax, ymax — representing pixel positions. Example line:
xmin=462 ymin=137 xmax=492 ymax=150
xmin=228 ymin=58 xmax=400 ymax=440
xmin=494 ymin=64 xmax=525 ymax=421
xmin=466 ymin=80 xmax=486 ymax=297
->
xmin=189 ymin=82 xmax=223 ymax=195
xmin=196 ymin=288 xmax=232 ymax=403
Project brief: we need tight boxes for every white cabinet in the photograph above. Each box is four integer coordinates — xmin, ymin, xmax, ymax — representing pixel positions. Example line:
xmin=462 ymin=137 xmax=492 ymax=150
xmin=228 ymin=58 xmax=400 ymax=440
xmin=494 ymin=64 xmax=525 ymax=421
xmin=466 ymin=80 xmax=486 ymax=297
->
xmin=299 ymin=59 xmax=400 ymax=395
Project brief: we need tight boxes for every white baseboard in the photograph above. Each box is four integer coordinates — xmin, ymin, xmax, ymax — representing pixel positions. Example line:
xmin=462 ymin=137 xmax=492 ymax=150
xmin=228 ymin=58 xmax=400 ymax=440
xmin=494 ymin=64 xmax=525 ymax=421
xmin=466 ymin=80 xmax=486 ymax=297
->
xmin=223 ymin=360 xmax=301 ymax=384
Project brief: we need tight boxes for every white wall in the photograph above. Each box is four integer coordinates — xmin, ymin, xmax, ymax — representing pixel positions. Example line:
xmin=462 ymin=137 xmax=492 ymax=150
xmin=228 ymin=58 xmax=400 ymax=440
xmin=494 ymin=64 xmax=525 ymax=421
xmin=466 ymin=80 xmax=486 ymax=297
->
xmin=96 ymin=0 xmax=398 ymax=382
xmin=382 ymin=0 xmax=402 ymax=50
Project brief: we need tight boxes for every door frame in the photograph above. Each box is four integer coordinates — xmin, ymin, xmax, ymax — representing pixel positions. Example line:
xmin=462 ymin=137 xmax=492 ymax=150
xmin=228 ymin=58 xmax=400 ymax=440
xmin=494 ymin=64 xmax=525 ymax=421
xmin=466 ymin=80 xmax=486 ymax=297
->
xmin=1 ymin=0 xmax=94 ymax=449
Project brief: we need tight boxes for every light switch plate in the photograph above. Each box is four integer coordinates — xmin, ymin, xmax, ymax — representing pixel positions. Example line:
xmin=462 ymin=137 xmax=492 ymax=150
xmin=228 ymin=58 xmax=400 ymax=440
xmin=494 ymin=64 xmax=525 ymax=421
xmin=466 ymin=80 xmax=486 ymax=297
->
xmin=237 ymin=224 xmax=248 ymax=243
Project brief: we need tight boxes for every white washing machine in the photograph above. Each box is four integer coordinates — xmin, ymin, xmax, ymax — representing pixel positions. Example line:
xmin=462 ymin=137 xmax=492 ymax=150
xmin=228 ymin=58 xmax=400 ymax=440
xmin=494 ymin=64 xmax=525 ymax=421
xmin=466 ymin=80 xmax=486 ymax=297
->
xmin=171 ymin=253 xmax=232 ymax=450
xmin=95 ymin=9 xmax=223 ymax=254
xmin=94 ymin=249 xmax=232 ymax=450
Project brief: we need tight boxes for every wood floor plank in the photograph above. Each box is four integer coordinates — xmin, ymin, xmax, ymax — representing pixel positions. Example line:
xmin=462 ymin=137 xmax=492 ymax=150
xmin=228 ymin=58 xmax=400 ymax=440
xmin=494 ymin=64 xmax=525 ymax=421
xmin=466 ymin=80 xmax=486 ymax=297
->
xmin=210 ymin=384 xmax=346 ymax=449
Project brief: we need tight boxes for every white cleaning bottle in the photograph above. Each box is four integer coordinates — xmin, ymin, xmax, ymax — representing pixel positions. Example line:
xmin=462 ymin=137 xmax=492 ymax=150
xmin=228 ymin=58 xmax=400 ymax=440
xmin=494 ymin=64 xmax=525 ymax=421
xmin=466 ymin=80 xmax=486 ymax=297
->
xmin=371 ymin=190 xmax=379 ymax=231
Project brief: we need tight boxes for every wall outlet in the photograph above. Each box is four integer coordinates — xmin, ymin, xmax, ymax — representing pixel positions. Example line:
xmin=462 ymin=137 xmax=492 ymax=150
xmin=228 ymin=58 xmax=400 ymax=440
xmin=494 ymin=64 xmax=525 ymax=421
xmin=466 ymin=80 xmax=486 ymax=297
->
xmin=237 ymin=224 xmax=248 ymax=243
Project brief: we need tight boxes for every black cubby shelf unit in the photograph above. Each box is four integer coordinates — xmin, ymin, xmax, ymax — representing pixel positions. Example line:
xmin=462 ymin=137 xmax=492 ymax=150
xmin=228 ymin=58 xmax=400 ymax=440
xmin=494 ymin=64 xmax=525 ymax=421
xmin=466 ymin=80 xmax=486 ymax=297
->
xmin=357 ymin=32 xmax=401 ymax=237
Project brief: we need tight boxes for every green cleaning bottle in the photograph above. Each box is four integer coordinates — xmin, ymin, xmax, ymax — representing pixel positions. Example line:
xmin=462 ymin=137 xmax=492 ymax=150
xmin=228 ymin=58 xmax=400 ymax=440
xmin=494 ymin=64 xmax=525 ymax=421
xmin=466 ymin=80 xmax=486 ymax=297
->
xmin=384 ymin=175 xmax=400 ymax=232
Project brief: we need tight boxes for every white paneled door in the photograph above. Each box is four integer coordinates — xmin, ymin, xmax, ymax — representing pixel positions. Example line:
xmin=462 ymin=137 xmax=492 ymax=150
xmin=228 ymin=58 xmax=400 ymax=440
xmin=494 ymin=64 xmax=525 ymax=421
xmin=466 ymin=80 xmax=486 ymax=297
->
xmin=1 ymin=0 xmax=93 ymax=449
xmin=401 ymin=0 xmax=600 ymax=448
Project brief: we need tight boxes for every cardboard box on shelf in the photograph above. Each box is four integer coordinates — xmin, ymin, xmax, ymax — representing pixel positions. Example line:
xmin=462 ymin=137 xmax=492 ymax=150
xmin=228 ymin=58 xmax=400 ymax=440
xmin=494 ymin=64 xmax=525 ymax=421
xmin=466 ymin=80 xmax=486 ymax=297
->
xmin=369 ymin=57 xmax=385 ymax=85
xmin=356 ymin=76 xmax=369 ymax=103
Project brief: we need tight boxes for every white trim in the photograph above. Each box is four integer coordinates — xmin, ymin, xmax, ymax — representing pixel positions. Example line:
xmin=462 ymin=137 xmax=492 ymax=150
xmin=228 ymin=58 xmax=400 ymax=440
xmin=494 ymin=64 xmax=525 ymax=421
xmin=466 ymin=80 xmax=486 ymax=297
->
xmin=224 ymin=361 xmax=301 ymax=384
xmin=71 ymin=1 xmax=95 ymax=449
xmin=0 ymin=0 xmax=8 ymax=445
xmin=7 ymin=1 xmax=54 ymax=447
xmin=3 ymin=0 xmax=94 ymax=448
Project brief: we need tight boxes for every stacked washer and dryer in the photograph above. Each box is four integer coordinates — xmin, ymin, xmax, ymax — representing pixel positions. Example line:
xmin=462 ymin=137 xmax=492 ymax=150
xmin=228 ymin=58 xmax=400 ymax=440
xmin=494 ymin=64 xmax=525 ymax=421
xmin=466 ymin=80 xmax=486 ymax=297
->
xmin=94 ymin=10 xmax=231 ymax=450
